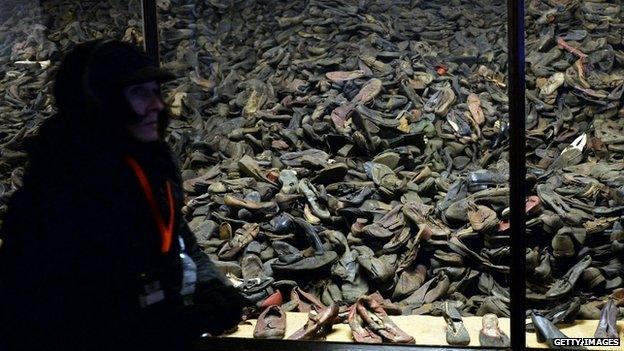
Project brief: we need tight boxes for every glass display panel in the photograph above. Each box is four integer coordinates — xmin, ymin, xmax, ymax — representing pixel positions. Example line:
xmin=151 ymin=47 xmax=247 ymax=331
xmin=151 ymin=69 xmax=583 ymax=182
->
xmin=525 ymin=0 xmax=624 ymax=349
xmin=159 ymin=0 xmax=513 ymax=347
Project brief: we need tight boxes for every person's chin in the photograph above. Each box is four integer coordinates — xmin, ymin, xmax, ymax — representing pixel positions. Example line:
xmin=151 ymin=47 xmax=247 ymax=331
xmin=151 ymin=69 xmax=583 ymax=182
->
xmin=144 ymin=132 xmax=159 ymax=142
xmin=136 ymin=130 xmax=159 ymax=142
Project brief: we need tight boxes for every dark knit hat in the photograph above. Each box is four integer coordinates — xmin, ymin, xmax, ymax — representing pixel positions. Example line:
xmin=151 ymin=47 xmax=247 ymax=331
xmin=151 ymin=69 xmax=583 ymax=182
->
xmin=49 ymin=38 xmax=175 ymax=149
xmin=54 ymin=39 xmax=175 ymax=112
xmin=84 ymin=40 xmax=175 ymax=100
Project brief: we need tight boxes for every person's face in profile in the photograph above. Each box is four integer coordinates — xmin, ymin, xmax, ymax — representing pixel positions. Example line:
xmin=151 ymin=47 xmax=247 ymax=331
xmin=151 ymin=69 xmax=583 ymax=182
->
xmin=123 ymin=81 xmax=165 ymax=142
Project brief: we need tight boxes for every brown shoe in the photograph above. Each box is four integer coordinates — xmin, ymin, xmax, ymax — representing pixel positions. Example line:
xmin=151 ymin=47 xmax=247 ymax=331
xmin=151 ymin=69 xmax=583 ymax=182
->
xmin=357 ymin=296 xmax=415 ymax=344
xmin=611 ymin=288 xmax=624 ymax=306
xmin=348 ymin=302 xmax=382 ymax=344
xmin=253 ymin=305 xmax=286 ymax=339
xmin=223 ymin=194 xmax=277 ymax=212
xmin=466 ymin=202 xmax=498 ymax=232
xmin=448 ymin=236 xmax=509 ymax=274
xmin=545 ymin=255 xmax=591 ymax=300
xmin=401 ymin=271 xmax=450 ymax=307
xmin=581 ymin=267 xmax=606 ymax=290
xmin=368 ymin=291 xmax=402 ymax=315
xmin=287 ymin=303 xmax=339 ymax=340
xmin=479 ymin=313 xmax=509 ymax=347
xmin=403 ymin=201 xmax=451 ymax=239
xmin=218 ymin=223 xmax=260 ymax=260
xmin=393 ymin=264 xmax=428 ymax=300
xmin=290 ymin=286 xmax=326 ymax=312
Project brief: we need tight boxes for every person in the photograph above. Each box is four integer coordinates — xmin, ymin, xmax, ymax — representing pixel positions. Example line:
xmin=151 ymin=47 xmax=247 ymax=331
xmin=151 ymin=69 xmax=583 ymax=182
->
xmin=0 ymin=39 xmax=247 ymax=350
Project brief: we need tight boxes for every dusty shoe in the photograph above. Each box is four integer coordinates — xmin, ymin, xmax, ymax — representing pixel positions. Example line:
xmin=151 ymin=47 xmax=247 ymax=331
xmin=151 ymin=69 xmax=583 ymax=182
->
xmin=223 ymin=194 xmax=277 ymax=212
xmin=361 ymin=223 xmax=394 ymax=239
xmin=299 ymin=178 xmax=331 ymax=219
xmin=341 ymin=273 xmax=370 ymax=305
xmin=356 ymin=296 xmax=414 ymax=344
xmin=218 ymin=223 xmax=260 ymax=260
xmin=447 ymin=268 xmax=479 ymax=295
xmin=287 ymin=303 xmax=339 ymax=340
xmin=448 ymin=236 xmax=509 ymax=274
xmin=253 ymin=305 xmax=286 ymax=339
xmin=312 ymin=163 xmax=348 ymax=185
xmin=551 ymin=228 xmax=576 ymax=258
xmin=531 ymin=313 xmax=586 ymax=350
xmin=541 ymin=212 xmax=563 ymax=234
xmin=551 ymin=226 xmax=585 ymax=258
xmin=578 ymin=300 xmax=603 ymax=320
xmin=364 ymin=161 xmax=404 ymax=196
xmin=466 ymin=170 xmax=508 ymax=193
xmin=393 ymin=264 xmax=427 ymax=300
xmin=289 ymin=286 xmax=326 ymax=313
xmin=403 ymin=201 xmax=451 ymax=239
xmin=545 ymin=255 xmax=591 ymax=300
xmin=594 ymin=299 xmax=618 ymax=339
xmin=373 ymin=152 xmax=401 ymax=169
xmin=477 ymin=296 xmax=510 ymax=317
xmin=339 ymin=187 xmax=373 ymax=207
xmin=424 ymin=86 xmax=455 ymax=116
xmin=354 ymin=246 xmax=396 ymax=284
xmin=241 ymin=252 xmax=266 ymax=280
xmin=381 ymin=226 xmax=413 ymax=254
xmin=367 ymin=292 xmax=403 ymax=315
xmin=238 ymin=155 xmax=278 ymax=187
xmin=279 ymin=169 xmax=299 ymax=194
xmin=321 ymin=281 xmax=343 ymax=306
xmin=348 ymin=302 xmax=382 ymax=344
xmin=479 ymin=313 xmax=509 ymax=347
xmin=466 ymin=202 xmax=498 ymax=232
xmin=532 ymin=248 xmax=553 ymax=283
xmin=580 ymin=267 xmax=606 ymax=290
xmin=401 ymin=271 xmax=450 ymax=307
xmin=443 ymin=301 xmax=470 ymax=346
xmin=272 ymin=218 xmax=338 ymax=273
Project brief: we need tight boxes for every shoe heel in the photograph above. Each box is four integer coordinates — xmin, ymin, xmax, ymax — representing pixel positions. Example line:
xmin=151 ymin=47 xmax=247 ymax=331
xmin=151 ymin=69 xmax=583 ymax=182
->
xmin=535 ymin=329 xmax=546 ymax=343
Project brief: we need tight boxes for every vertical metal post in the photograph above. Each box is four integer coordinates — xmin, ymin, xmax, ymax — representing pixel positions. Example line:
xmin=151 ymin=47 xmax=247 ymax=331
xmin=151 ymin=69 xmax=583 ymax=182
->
xmin=142 ymin=0 xmax=160 ymax=65
xmin=507 ymin=0 xmax=527 ymax=350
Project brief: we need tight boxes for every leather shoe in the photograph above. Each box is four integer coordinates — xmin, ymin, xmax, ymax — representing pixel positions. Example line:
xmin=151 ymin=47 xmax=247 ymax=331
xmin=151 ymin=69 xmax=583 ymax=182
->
xmin=253 ymin=305 xmax=286 ymax=339
xmin=594 ymin=299 xmax=618 ymax=339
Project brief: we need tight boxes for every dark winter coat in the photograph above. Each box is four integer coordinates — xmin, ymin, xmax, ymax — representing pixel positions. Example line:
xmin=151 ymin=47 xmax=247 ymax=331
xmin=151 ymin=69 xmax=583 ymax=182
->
xmin=0 ymin=112 xmax=245 ymax=350
xmin=0 ymin=40 xmax=245 ymax=351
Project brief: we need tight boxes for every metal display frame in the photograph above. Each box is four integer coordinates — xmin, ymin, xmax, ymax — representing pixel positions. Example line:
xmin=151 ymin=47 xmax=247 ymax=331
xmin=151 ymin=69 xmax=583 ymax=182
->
xmin=140 ymin=0 xmax=529 ymax=349
xmin=506 ymin=0 xmax=527 ymax=350
xmin=142 ymin=0 xmax=160 ymax=64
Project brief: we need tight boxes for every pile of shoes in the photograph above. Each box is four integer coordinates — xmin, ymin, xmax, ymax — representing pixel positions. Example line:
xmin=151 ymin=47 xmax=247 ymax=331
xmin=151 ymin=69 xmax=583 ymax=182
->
xmin=2 ymin=0 xmax=624 ymax=339
xmin=159 ymin=0 xmax=516 ymax=320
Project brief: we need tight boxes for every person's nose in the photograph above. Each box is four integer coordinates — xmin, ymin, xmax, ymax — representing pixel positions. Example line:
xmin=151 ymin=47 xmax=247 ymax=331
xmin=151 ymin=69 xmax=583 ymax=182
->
xmin=149 ymin=95 xmax=165 ymax=113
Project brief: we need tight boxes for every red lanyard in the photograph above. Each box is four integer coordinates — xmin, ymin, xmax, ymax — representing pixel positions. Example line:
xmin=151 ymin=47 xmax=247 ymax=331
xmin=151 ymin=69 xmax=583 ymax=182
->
xmin=124 ymin=155 xmax=175 ymax=253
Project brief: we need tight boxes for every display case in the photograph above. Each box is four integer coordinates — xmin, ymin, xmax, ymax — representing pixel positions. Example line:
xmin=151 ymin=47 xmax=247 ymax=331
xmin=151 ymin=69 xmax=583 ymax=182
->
xmin=1 ymin=0 xmax=623 ymax=350
xmin=157 ymin=0 xmax=515 ymax=349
